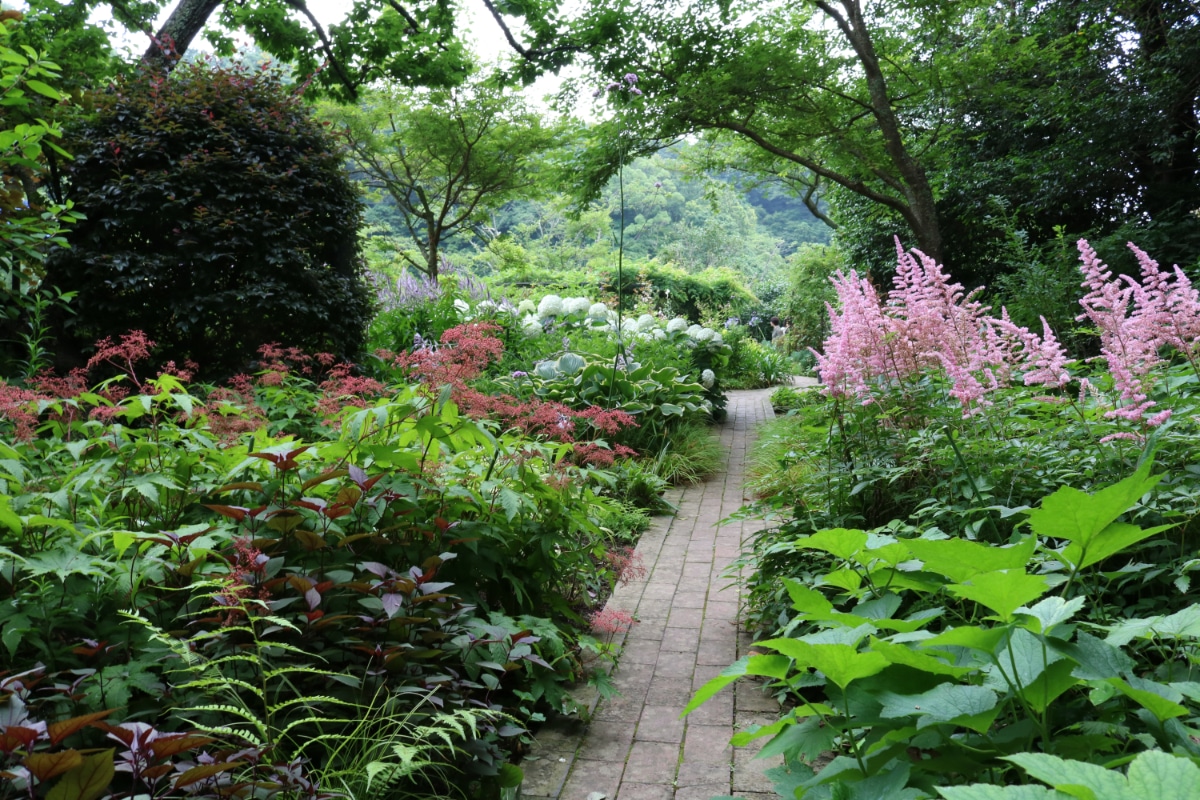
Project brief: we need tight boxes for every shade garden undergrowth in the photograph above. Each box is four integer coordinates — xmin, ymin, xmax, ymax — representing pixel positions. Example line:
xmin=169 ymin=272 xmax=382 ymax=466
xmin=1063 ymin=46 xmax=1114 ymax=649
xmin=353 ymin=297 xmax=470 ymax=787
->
xmin=0 ymin=302 xmax=734 ymax=799
xmin=696 ymin=239 xmax=1200 ymax=799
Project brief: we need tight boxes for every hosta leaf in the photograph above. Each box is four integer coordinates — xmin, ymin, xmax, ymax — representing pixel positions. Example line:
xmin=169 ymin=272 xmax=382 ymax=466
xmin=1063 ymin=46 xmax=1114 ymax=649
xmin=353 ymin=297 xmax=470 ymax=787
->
xmin=947 ymin=569 xmax=1049 ymax=621
xmin=906 ymin=535 xmax=1036 ymax=583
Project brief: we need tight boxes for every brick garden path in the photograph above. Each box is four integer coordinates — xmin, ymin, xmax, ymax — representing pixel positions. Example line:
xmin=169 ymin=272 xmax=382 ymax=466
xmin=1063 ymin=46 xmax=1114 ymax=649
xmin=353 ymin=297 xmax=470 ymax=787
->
xmin=523 ymin=385 xmax=812 ymax=800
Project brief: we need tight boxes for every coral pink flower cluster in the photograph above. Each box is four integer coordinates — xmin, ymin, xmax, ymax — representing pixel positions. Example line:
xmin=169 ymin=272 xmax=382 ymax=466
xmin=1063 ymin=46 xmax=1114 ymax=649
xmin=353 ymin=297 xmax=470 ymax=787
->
xmin=815 ymin=239 xmax=1070 ymax=414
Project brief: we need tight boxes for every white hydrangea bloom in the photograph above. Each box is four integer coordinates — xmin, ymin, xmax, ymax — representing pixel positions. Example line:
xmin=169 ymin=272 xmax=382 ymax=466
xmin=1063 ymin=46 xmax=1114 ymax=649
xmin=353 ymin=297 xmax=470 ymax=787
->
xmin=701 ymin=369 xmax=716 ymax=389
xmin=666 ymin=317 xmax=688 ymax=333
xmin=517 ymin=299 xmax=536 ymax=314
xmin=686 ymin=324 xmax=703 ymax=338
xmin=636 ymin=314 xmax=657 ymax=332
xmin=695 ymin=327 xmax=715 ymax=342
xmin=588 ymin=302 xmax=609 ymax=319
xmin=711 ymin=332 xmax=724 ymax=345
xmin=453 ymin=298 xmax=470 ymax=315
xmin=521 ymin=320 xmax=542 ymax=338
xmin=475 ymin=299 xmax=497 ymax=313
xmin=538 ymin=294 xmax=564 ymax=317
xmin=564 ymin=296 xmax=591 ymax=315
xmin=652 ymin=328 xmax=667 ymax=340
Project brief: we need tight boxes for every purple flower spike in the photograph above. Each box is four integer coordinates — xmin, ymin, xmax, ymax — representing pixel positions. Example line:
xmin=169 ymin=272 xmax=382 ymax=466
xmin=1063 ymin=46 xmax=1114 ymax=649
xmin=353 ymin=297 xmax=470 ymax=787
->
xmin=592 ymin=87 xmax=604 ymax=98
xmin=630 ymin=88 xmax=643 ymax=96
xmin=606 ymin=81 xmax=622 ymax=92
xmin=624 ymin=73 xmax=638 ymax=85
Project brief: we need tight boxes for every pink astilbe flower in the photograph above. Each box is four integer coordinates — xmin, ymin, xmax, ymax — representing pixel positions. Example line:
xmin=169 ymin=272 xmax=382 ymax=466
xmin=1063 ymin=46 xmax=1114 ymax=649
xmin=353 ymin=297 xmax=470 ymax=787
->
xmin=815 ymin=240 xmax=1083 ymax=417
xmin=605 ymin=546 xmax=648 ymax=585
xmin=1076 ymin=240 xmax=1163 ymax=423
xmin=589 ymin=607 xmax=636 ymax=636
xmin=812 ymin=269 xmax=892 ymax=400
xmin=1128 ymin=243 xmax=1200 ymax=364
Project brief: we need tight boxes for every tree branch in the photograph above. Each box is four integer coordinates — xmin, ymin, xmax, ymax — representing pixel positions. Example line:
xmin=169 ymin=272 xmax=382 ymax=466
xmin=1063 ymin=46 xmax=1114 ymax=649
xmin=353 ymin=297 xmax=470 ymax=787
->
xmin=280 ymin=0 xmax=358 ymax=99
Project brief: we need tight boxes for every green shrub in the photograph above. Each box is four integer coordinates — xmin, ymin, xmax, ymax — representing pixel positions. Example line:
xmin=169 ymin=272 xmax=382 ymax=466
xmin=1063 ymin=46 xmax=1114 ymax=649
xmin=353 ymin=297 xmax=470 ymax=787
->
xmin=44 ymin=60 xmax=370 ymax=378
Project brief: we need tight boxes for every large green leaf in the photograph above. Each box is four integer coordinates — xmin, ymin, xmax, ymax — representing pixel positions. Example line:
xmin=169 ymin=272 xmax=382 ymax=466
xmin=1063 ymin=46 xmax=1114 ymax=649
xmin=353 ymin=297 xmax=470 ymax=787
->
xmin=939 ymin=786 xmax=1065 ymax=800
xmin=878 ymin=683 xmax=998 ymax=732
xmin=1047 ymin=632 xmax=1133 ymax=681
xmin=906 ymin=535 xmax=1037 ymax=583
xmin=1027 ymin=462 xmax=1168 ymax=571
xmin=1125 ymin=750 xmax=1200 ymax=800
xmin=1015 ymin=596 xmax=1085 ymax=635
xmin=870 ymin=637 xmax=975 ymax=678
xmin=1027 ymin=461 xmax=1160 ymax=542
xmin=1006 ymin=752 xmax=1128 ymax=799
xmin=759 ymin=639 xmax=888 ymax=689
xmin=796 ymin=528 xmax=869 ymax=561
xmin=947 ymin=570 xmax=1050 ymax=621
xmin=682 ymin=654 xmax=791 ymax=716
xmin=1106 ymin=677 xmax=1189 ymax=721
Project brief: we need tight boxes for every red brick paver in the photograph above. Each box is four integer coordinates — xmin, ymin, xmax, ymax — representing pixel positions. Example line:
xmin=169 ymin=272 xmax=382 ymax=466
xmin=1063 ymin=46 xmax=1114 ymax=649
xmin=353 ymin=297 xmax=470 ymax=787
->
xmin=533 ymin=386 xmax=795 ymax=800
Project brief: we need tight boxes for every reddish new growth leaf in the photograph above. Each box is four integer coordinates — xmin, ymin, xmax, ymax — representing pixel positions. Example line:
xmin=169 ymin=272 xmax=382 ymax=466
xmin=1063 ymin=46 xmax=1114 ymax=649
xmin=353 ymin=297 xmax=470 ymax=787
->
xmin=0 ymin=383 xmax=44 ymax=441
xmin=316 ymin=362 xmax=384 ymax=417
xmin=214 ymin=537 xmax=270 ymax=624
xmin=388 ymin=322 xmax=639 ymax=451
xmin=388 ymin=322 xmax=505 ymax=391
xmin=87 ymin=330 xmax=156 ymax=390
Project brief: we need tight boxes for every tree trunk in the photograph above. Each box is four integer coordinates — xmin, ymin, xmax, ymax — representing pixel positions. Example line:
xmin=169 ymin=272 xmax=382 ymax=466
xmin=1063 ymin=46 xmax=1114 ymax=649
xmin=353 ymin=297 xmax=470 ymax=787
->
xmin=142 ymin=0 xmax=224 ymax=70
xmin=817 ymin=0 xmax=944 ymax=261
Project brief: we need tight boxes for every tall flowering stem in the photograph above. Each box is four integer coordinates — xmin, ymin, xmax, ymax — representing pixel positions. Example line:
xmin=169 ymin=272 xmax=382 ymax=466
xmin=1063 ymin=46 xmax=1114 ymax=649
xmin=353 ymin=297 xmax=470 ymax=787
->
xmin=596 ymin=73 xmax=645 ymax=399
xmin=1075 ymin=239 xmax=1200 ymax=425
xmin=813 ymin=239 xmax=1069 ymax=418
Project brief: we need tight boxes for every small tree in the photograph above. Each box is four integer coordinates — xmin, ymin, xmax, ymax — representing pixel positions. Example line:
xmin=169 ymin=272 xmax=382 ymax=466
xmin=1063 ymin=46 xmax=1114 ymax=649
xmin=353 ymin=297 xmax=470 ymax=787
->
xmin=325 ymin=78 xmax=564 ymax=279
xmin=44 ymin=61 xmax=371 ymax=378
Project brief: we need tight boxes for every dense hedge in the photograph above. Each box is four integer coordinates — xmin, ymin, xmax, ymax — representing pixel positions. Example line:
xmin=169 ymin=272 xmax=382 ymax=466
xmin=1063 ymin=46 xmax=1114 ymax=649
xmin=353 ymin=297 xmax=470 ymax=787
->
xmin=44 ymin=61 xmax=371 ymax=378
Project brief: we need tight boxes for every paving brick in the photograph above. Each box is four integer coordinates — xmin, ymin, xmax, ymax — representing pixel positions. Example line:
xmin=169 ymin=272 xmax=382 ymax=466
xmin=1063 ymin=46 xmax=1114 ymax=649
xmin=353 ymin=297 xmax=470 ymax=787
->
xmin=682 ymin=724 xmax=733 ymax=765
xmin=674 ymin=760 xmax=729 ymax=788
xmin=659 ymin=627 xmax=701 ymax=653
xmin=615 ymin=783 xmax=674 ymax=800
xmin=522 ymin=389 xmax=789 ymax=799
xmin=635 ymin=704 xmax=686 ymax=743
xmin=560 ymin=758 xmax=623 ymax=800
xmin=621 ymin=740 xmax=680 ymax=785
xmin=653 ymin=650 xmax=696 ymax=679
